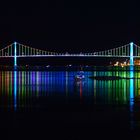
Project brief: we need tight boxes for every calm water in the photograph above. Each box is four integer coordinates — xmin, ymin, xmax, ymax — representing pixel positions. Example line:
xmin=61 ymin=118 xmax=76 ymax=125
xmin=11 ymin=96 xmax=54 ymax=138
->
xmin=1 ymin=70 xmax=140 ymax=139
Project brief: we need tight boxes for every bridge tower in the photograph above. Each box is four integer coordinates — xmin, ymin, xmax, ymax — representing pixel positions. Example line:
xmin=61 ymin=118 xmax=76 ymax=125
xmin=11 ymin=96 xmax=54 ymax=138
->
xmin=129 ymin=42 xmax=134 ymax=72
xmin=14 ymin=42 xmax=17 ymax=70
xmin=130 ymin=42 xmax=134 ymax=66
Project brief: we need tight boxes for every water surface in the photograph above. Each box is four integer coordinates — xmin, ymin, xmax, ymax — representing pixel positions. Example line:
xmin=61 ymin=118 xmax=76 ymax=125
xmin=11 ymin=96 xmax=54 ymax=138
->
xmin=0 ymin=70 xmax=140 ymax=139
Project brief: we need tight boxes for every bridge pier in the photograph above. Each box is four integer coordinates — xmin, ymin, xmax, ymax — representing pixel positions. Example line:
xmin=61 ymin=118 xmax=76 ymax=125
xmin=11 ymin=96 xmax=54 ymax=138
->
xmin=14 ymin=42 xmax=17 ymax=70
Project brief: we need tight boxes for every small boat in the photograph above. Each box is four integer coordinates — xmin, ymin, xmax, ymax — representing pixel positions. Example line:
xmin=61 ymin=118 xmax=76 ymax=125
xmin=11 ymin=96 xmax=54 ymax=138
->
xmin=75 ymin=71 xmax=85 ymax=81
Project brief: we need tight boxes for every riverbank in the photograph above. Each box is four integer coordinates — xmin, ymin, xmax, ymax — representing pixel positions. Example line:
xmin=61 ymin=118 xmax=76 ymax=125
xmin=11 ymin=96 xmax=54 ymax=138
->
xmin=0 ymin=65 xmax=139 ymax=71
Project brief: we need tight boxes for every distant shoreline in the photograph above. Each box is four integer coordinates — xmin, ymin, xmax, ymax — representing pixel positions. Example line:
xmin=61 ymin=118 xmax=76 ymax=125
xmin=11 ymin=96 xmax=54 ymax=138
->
xmin=0 ymin=65 xmax=139 ymax=71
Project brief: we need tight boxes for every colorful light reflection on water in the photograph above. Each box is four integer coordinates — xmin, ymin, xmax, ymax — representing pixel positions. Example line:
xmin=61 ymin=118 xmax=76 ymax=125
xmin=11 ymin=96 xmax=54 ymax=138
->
xmin=0 ymin=70 xmax=140 ymax=111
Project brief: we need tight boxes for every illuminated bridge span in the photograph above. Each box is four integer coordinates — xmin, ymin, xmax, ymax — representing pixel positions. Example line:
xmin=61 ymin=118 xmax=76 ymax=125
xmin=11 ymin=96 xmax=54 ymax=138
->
xmin=0 ymin=42 xmax=139 ymax=67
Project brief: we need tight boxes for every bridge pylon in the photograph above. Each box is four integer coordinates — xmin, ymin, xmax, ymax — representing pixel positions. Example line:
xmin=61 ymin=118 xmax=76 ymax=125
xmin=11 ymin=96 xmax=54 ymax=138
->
xmin=14 ymin=42 xmax=17 ymax=70
xmin=130 ymin=42 xmax=134 ymax=66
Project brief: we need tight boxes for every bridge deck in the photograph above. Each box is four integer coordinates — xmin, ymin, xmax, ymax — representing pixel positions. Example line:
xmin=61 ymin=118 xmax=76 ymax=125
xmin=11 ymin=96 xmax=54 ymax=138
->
xmin=0 ymin=55 xmax=139 ymax=58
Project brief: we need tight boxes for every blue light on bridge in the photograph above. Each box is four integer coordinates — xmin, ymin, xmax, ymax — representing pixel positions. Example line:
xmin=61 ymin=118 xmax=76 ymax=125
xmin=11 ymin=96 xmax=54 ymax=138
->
xmin=130 ymin=42 xmax=134 ymax=66
xmin=14 ymin=42 xmax=17 ymax=69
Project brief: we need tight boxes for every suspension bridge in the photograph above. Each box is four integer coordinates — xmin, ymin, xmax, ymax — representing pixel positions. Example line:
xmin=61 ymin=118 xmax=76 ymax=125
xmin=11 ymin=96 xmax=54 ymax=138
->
xmin=0 ymin=42 xmax=139 ymax=67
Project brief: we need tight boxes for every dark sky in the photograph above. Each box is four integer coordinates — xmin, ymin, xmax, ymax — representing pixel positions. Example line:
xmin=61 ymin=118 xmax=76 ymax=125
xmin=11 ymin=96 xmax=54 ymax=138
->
xmin=0 ymin=0 xmax=139 ymax=53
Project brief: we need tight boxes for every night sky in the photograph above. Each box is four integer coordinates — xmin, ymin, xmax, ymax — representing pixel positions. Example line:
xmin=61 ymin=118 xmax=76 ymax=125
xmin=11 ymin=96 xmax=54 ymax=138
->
xmin=0 ymin=0 xmax=139 ymax=53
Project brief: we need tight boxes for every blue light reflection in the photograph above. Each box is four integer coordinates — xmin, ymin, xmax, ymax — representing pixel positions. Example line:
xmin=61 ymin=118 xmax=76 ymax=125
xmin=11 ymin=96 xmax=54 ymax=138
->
xmin=14 ymin=71 xmax=17 ymax=110
xmin=130 ymin=70 xmax=134 ymax=129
